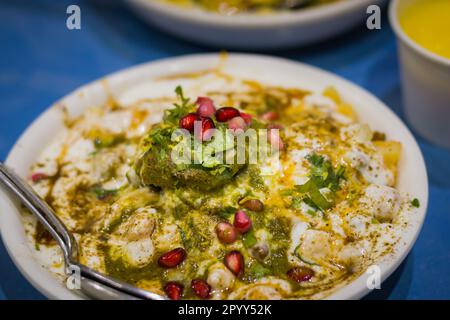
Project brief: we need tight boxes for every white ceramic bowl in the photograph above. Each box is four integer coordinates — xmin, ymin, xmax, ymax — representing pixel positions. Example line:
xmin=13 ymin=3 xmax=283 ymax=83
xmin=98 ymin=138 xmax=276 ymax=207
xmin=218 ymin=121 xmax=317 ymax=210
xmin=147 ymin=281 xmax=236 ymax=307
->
xmin=0 ymin=54 xmax=428 ymax=300
xmin=389 ymin=0 xmax=450 ymax=149
xmin=125 ymin=0 xmax=385 ymax=49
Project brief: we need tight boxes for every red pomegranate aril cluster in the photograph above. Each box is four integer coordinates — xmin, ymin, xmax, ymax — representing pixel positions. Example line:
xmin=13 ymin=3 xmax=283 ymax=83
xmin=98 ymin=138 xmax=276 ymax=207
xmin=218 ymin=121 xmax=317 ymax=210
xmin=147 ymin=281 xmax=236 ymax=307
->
xmin=179 ymin=113 xmax=198 ymax=132
xmin=228 ymin=116 xmax=247 ymax=133
xmin=215 ymin=107 xmax=240 ymax=122
xmin=178 ymin=96 xmax=218 ymax=141
xmin=215 ymin=222 xmax=238 ymax=244
xmin=224 ymin=251 xmax=245 ymax=276
xmin=234 ymin=210 xmax=252 ymax=233
xmin=287 ymin=267 xmax=314 ymax=283
xmin=195 ymin=117 xmax=215 ymax=141
xmin=191 ymin=279 xmax=211 ymax=299
xmin=158 ymin=247 xmax=186 ymax=268
xmin=164 ymin=282 xmax=183 ymax=300
xmin=196 ymin=97 xmax=216 ymax=117
xmin=178 ymin=97 xmax=255 ymax=141
xmin=240 ymin=112 xmax=252 ymax=125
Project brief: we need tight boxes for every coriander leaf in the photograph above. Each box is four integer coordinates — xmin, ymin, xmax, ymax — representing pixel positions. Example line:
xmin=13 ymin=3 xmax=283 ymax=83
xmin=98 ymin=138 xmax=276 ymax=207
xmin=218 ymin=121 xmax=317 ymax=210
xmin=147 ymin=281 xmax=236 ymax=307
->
xmin=216 ymin=206 xmax=237 ymax=219
xmin=91 ymin=186 xmax=118 ymax=200
xmin=242 ymin=229 xmax=257 ymax=248
xmin=293 ymin=153 xmax=346 ymax=211
xmin=164 ymin=86 xmax=195 ymax=125
xmin=411 ymin=198 xmax=420 ymax=208
xmin=247 ymin=263 xmax=271 ymax=279
xmin=149 ymin=127 xmax=173 ymax=146
xmin=296 ymin=179 xmax=333 ymax=211
xmin=306 ymin=153 xmax=345 ymax=191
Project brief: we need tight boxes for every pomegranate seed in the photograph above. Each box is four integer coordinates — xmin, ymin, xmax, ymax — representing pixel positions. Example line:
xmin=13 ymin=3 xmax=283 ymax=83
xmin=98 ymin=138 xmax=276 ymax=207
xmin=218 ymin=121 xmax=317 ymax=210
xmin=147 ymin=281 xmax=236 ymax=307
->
xmin=228 ymin=116 xmax=247 ymax=134
xmin=215 ymin=107 xmax=240 ymax=122
xmin=196 ymin=97 xmax=216 ymax=117
xmin=158 ymin=248 xmax=186 ymax=268
xmin=215 ymin=222 xmax=238 ymax=244
xmin=194 ymin=117 xmax=215 ymax=141
xmin=268 ymin=129 xmax=284 ymax=151
xmin=179 ymin=113 xmax=198 ymax=132
xmin=164 ymin=282 xmax=183 ymax=300
xmin=191 ymin=279 xmax=211 ymax=299
xmin=262 ymin=111 xmax=279 ymax=121
xmin=241 ymin=199 xmax=264 ymax=212
xmin=234 ymin=210 xmax=252 ymax=233
xmin=224 ymin=251 xmax=245 ymax=276
xmin=31 ymin=173 xmax=47 ymax=183
xmin=287 ymin=267 xmax=314 ymax=283
xmin=240 ymin=112 xmax=253 ymax=125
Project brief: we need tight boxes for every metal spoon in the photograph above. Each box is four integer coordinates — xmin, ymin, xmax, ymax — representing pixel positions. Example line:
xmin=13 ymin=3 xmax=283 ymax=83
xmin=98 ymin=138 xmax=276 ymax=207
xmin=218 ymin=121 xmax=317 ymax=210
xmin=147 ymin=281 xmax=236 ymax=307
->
xmin=0 ymin=162 xmax=165 ymax=300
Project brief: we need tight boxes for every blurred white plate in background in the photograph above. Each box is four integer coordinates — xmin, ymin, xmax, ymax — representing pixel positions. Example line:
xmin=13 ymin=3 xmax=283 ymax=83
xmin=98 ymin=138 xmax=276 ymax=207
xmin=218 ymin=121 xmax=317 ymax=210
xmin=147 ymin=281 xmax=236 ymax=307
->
xmin=125 ymin=0 xmax=386 ymax=49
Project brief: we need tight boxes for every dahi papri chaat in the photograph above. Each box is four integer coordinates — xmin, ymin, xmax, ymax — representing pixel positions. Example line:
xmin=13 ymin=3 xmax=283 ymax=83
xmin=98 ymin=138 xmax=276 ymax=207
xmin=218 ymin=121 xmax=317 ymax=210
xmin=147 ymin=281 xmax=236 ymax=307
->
xmin=24 ymin=68 xmax=419 ymax=300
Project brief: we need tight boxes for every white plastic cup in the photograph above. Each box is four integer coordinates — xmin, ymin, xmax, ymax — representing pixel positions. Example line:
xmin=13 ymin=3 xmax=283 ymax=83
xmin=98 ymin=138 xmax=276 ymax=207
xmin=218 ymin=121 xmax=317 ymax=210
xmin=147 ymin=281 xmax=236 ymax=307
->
xmin=390 ymin=0 xmax=450 ymax=148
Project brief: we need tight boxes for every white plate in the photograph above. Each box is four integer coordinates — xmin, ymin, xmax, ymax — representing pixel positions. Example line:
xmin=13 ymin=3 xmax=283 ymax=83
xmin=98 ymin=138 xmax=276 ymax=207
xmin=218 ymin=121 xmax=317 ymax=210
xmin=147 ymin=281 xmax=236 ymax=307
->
xmin=0 ymin=54 xmax=428 ymax=300
xmin=125 ymin=0 xmax=386 ymax=49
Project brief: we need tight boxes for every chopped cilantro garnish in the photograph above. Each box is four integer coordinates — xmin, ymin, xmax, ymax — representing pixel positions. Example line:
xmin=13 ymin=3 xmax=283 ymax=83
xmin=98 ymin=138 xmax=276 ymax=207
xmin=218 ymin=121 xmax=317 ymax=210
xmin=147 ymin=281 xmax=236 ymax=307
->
xmin=91 ymin=187 xmax=118 ymax=200
xmin=306 ymin=153 xmax=324 ymax=167
xmin=175 ymin=85 xmax=189 ymax=105
xmin=216 ymin=206 xmax=237 ymax=219
xmin=247 ymin=262 xmax=271 ymax=279
xmin=291 ymin=153 xmax=346 ymax=211
xmin=306 ymin=153 xmax=345 ymax=191
xmin=149 ymin=127 xmax=173 ymax=146
xmin=291 ymin=197 xmax=303 ymax=210
xmin=164 ymin=86 xmax=195 ymax=125
xmin=411 ymin=198 xmax=420 ymax=208
xmin=178 ymin=226 xmax=189 ymax=248
xmin=296 ymin=179 xmax=333 ymax=210
xmin=242 ymin=229 xmax=257 ymax=248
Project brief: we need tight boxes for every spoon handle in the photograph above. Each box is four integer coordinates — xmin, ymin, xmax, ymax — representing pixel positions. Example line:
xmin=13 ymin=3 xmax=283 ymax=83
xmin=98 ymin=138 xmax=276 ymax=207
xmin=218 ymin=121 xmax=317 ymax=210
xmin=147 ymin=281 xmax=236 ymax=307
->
xmin=78 ymin=264 xmax=166 ymax=300
xmin=0 ymin=162 xmax=76 ymax=262
xmin=0 ymin=162 xmax=165 ymax=300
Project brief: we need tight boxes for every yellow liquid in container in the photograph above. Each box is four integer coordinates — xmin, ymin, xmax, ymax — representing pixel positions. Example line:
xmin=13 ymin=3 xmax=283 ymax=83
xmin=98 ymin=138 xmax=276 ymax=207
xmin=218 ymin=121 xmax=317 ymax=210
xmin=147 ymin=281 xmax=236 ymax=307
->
xmin=399 ymin=0 xmax=450 ymax=59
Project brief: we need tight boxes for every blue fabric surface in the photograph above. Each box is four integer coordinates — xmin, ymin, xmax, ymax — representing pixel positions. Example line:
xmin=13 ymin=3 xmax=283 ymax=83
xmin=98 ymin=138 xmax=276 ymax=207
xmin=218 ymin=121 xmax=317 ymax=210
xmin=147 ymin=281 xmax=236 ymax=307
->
xmin=0 ymin=0 xmax=449 ymax=300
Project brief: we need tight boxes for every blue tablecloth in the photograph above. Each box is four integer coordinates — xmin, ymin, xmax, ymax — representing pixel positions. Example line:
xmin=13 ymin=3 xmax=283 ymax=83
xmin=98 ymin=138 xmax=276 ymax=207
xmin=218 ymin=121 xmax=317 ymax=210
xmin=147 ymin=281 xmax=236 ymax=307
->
xmin=0 ymin=0 xmax=449 ymax=300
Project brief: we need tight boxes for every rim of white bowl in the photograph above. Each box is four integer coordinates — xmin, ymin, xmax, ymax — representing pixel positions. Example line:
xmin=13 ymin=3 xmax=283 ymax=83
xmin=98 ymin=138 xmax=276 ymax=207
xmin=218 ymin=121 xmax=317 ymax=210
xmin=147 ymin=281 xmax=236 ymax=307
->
xmin=389 ymin=0 xmax=450 ymax=68
xmin=127 ymin=0 xmax=383 ymax=28
xmin=0 ymin=53 xmax=428 ymax=300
